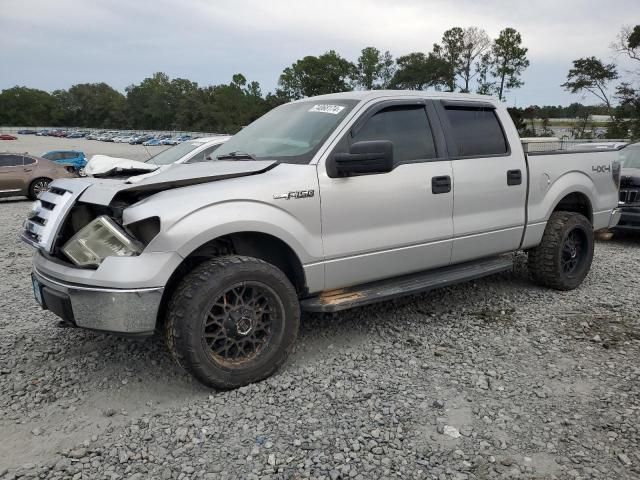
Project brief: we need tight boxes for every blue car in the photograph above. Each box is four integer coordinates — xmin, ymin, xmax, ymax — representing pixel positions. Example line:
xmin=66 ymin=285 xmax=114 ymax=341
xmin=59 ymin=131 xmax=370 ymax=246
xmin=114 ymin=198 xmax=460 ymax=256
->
xmin=41 ymin=150 xmax=87 ymax=174
xmin=143 ymin=138 xmax=162 ymax=146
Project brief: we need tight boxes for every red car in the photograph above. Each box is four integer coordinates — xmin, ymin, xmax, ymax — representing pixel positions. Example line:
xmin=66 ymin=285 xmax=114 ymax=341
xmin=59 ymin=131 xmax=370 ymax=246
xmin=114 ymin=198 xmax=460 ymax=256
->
xmin=0 ymin=134 xmax=17 ymax=140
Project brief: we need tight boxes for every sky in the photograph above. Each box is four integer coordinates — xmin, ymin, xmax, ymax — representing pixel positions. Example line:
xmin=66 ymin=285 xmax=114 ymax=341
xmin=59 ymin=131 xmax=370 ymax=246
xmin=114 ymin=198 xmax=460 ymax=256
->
xmin=1 ymin=0 xmax=638 ymax=107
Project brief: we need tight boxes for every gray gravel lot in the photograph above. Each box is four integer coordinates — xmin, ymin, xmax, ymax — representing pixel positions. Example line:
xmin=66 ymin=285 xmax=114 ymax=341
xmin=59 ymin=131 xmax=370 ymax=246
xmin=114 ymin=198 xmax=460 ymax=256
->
xmin=1 ymin=197 xmax=639 ymax=479
xmin=0 ymin=136 xmax=170 ymax=162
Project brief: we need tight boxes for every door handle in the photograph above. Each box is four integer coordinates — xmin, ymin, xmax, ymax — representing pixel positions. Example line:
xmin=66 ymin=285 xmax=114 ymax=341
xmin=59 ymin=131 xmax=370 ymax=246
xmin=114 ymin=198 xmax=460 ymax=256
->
xmin=24 ymin=168 xmax=33 ymax=172
xmin=432 ymin=175 xmax=451 ymax=194
xmin=507 ymin=169 xmax=522 ymax=186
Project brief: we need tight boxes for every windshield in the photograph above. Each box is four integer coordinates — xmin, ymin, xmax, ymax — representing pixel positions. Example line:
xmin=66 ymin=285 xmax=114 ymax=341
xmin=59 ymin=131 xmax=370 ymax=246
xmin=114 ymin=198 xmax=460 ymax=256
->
xmin=145 ymin=141 xmax=206 ymax=165
xmin=620 ymin=144 xmax=640 ymax=168
xmin=215 ymin=99 xmax=358 ymax=164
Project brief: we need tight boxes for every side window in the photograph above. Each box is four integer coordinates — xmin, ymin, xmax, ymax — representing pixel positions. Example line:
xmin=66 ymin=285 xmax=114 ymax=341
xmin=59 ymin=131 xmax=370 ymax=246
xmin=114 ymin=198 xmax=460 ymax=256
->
xmin=352 ymin=106 xmax=437 ymax=163
xmin=23 ymin=156 xmax=36 ymax=165
xmin=65 ymin=152 xmax=77 ymax=159
xmin=0 ymin=155 xmax=21 ymax=167
xmin=444 ymin=107 xmax=508 ymax=157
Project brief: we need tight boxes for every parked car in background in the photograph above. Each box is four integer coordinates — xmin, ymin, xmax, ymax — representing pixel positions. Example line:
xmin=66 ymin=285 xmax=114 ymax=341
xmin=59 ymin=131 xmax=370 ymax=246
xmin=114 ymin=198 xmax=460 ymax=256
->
xmin=66 ymin=131 xmax=88 ymax=138
xmin=142 ymin=138 xmax=163 ymax=146
xmin=130 ymin=134 xmax=153 ymax=145
xmin=36 ymin=130 xmax=49 ymax=136
xmin=17 ymin=129 xmax=37 ymax=135
xmin=145 ymin=136 xmax=230 ymax=165
xmin=160 ymin=137 xmax=179 ymax=145
xmin=41 ymin=150 xmax=87 ymax=174
xmin=613 ymin=142 xmax=640 ymax=232
xmin=0 ymin=134 xmax=17 ymax=140
xmin=0 ymin=153 xmax=75 ymax=199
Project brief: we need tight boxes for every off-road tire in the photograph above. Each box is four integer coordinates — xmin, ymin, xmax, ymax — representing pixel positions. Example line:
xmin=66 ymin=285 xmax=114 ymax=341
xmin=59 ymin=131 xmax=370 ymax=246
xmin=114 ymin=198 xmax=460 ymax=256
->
xmin=528 ymin=211 xmax=594 ymax=290
xmin=28 ymin=177 xmax=51 ymax=200
xmin=165 ymin=255 xmax=300 ymax=389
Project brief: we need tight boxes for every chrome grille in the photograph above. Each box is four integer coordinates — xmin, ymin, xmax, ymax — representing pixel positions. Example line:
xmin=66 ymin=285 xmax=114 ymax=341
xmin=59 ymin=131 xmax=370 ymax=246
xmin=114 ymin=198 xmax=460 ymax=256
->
xmin=21 ymin=179 xmax=92 ymax=253
xmin=619 ymin=188 xmax=640 ymax=205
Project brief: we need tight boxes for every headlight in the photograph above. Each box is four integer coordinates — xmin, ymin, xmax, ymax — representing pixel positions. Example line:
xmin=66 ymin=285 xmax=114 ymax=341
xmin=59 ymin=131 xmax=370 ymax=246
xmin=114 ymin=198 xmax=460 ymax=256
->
xmin=62 ymin=216 xmax=143 ymax=267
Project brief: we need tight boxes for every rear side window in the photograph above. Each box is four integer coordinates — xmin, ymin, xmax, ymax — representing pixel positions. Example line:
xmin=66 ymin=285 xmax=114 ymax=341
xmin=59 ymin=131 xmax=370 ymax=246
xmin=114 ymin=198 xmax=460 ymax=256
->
xmin=353 ymin=106 xmax=436 ymax=163
xmin=0 ymin=155 xmax=22 ymax=167
xmin=24 ymin=156 xmax=36 ymax=165
xmin=444 ymin=108 xmax=508 ymax=157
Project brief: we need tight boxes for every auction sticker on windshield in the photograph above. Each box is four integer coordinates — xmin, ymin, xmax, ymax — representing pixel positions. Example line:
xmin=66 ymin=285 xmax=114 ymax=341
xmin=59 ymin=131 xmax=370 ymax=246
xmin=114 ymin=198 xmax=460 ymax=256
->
xmin=309 ymin=104 xmax=345 ymax=115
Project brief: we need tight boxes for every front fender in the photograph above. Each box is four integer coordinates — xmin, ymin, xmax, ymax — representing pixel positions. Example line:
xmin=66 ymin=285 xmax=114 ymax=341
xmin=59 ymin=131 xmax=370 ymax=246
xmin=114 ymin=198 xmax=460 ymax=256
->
xmin=144 ymin=200 xmax=323 ymax=265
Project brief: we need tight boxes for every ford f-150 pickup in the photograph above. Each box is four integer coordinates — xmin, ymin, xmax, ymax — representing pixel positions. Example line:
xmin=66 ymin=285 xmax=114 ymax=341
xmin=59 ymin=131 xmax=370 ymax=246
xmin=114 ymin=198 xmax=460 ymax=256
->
xmin=22 ymin=91 xmax=623 ymax=388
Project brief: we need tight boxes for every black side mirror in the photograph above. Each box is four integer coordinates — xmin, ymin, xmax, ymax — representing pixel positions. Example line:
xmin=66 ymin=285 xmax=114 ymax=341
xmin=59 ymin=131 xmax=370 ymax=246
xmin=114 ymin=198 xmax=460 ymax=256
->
xmin=330 ymin=140 xmax=394 ymax=177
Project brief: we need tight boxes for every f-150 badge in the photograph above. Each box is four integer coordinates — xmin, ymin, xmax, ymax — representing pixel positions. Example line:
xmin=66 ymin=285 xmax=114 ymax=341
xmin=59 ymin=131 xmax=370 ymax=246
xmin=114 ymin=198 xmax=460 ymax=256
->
xmin=273 ymin=190 xmax=315 ymax=200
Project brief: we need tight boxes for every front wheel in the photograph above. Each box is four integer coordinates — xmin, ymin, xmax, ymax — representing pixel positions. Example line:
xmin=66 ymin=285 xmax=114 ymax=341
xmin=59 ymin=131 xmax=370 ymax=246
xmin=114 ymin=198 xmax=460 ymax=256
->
xmin=528 ymin=211 xmax=594 ymax=290
xmin=165 ymin=256 xmax=300 ymax=389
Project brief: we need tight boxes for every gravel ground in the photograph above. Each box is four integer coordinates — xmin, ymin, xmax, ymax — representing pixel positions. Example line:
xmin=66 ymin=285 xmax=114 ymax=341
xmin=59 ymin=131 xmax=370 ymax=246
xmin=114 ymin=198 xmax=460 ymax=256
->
xmin=0 ymin=136 xmax=170 ymax=162
xmin=1 ymin=197 xmax=639 ymax=479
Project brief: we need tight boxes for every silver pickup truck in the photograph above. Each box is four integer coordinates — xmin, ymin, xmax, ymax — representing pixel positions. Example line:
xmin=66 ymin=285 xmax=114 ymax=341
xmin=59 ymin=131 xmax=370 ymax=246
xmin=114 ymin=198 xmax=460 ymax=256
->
xmin=22 ymin=91 xmax=622 ymax=388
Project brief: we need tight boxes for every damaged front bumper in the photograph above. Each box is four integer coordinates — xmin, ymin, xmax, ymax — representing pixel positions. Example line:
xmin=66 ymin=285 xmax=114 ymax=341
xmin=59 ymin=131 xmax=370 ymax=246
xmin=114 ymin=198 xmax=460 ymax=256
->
xmin=30 ymin=250 xmax=182 ymax=334
xmin=32 ymin=268 xmax=163 ymax=335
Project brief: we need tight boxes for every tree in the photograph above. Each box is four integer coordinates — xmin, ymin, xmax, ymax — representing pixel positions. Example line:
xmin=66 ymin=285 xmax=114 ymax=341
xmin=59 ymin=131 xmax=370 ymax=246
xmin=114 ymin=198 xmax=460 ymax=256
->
xmin=459 ymin=27 xmax=491 ymax=93
xmin=125 ymin=72 xmax=174 ymax=129
xmin=0 ymin=87 xmax=57 ymax=126
xmin=431 ymin=27 xmax=465 ymax=91
xmin=63 ymin=83 xmax=127 ymax=128
xmin=490 ymin=28 xmax=530 ymax=100
xmin=390 ymin=52 xmax=448 ymax=90
xmin=278 ymin=51 xmax=354 ymax=99
xmin=562 ymin=57 xmax=619 ymax=121
xmin=613 ymin=25 xmax=640 ymax=64
xmin=353 ymin=47 xmax=395 ymax=90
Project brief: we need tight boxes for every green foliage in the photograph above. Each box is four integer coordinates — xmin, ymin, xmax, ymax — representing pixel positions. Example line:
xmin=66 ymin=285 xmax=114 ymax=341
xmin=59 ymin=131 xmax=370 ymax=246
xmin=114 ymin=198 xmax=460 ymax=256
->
xmin=431 ymin=27 xmax=465 ymax=91
xmin=562 ymin=57 xmax=619 ymax=120
xmin=489 ymin=28 xmax=530 ymax=100
xmin=278 ymin=50 xmax=354 ymax=99
xmin=389 ymin=52 xmax=448 ymax=90
xmin=353 ymin=47 xmax=395 ymax=90
xmin=0 ymin=87 xmax=59 ymax=126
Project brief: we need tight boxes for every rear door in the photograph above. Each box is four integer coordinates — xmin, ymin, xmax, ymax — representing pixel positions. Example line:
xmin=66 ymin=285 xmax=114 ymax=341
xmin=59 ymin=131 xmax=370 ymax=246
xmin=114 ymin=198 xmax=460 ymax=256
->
xmin=318 ymin=100 xmax=454 ymax=290
xmin=436 ymin=101 xmax=526 ymax=263
xmin=0 ymin=154 xmax=25 ymax=195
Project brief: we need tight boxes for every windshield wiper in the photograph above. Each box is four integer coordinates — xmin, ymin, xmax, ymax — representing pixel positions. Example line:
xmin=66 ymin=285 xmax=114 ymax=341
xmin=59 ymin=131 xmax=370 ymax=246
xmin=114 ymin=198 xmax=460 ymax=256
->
xmin=217 ymin=151 xmax=257 ymax=161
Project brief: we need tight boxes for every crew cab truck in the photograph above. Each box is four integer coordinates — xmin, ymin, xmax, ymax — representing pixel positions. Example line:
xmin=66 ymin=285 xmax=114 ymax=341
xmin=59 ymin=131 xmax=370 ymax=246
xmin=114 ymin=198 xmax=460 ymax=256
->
xmin=22 ymin=91 xmax=622 ymax=389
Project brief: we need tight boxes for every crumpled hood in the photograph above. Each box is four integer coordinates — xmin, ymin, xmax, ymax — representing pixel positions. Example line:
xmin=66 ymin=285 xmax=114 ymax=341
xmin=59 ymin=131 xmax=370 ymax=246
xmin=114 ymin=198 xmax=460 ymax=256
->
xmin=78 ymin=160 xmax=278 ymax=206
xmin=620 ymin=167 xmax=640 ymax=188
xmin=84 ymin=155 xmax=158 ymax=177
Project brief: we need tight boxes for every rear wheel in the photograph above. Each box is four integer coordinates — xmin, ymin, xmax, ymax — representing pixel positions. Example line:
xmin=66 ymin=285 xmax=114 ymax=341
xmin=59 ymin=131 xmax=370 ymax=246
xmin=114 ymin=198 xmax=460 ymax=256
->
xmin=28 ymin=177 xmax=51 ymax=200
xmin=528 ymin=211 xmax=594 ymax=290
xmin=165 ymin=255 xmax=300 ymax=389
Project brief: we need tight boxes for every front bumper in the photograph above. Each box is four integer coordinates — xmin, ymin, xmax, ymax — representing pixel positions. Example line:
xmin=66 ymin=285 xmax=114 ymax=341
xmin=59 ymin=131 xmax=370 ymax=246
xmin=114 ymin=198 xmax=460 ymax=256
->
xmin=33 ymin=268 xmax=163 ymax=334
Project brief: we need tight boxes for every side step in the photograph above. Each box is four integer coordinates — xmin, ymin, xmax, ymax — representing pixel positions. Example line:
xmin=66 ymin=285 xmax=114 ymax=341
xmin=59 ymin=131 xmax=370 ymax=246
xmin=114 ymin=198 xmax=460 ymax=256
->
xmin=300 ymin=255 xmax=513 ymax=313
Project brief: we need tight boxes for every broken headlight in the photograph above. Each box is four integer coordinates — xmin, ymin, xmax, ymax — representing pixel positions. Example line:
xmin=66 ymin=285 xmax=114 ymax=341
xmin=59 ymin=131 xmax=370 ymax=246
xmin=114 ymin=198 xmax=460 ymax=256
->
xmin=62 ymin=216 xmax=143 ymax=267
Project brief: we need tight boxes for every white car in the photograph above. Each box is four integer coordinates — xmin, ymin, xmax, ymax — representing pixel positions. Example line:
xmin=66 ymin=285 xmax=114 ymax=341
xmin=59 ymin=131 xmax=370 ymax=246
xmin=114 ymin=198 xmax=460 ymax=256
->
xmin=144 ymin=135 xmax=231 ymax=166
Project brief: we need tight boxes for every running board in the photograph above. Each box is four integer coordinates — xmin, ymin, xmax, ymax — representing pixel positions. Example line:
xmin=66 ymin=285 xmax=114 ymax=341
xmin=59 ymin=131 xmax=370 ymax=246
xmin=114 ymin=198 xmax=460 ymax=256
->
xmin=300 ymin=256 xmax=513 ymax=313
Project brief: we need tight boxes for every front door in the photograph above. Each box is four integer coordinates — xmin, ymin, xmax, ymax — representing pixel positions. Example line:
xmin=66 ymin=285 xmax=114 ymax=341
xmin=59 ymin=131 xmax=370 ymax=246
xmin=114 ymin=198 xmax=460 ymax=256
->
xmin=318 ymin=100 xmax=454 ymax=290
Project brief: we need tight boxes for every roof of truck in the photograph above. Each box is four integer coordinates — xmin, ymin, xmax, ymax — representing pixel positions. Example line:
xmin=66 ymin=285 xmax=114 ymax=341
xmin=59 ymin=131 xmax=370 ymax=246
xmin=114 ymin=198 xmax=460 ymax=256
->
xmin=293 ymin=90 xmax=499 ymax=103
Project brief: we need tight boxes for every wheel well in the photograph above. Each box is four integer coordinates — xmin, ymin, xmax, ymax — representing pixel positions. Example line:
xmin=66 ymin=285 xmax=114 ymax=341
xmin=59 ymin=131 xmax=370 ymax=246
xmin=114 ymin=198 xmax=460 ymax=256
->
xmin=553 ymin=192 xmax=592 ymax=224
xmin=157 ymin=232 xmax=307 ymax=329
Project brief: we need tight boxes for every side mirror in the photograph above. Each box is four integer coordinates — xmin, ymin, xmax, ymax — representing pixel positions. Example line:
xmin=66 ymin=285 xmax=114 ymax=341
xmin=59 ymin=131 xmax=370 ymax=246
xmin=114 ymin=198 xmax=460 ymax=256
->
xmin=330 ymin=140 xmax=394 ymax=177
